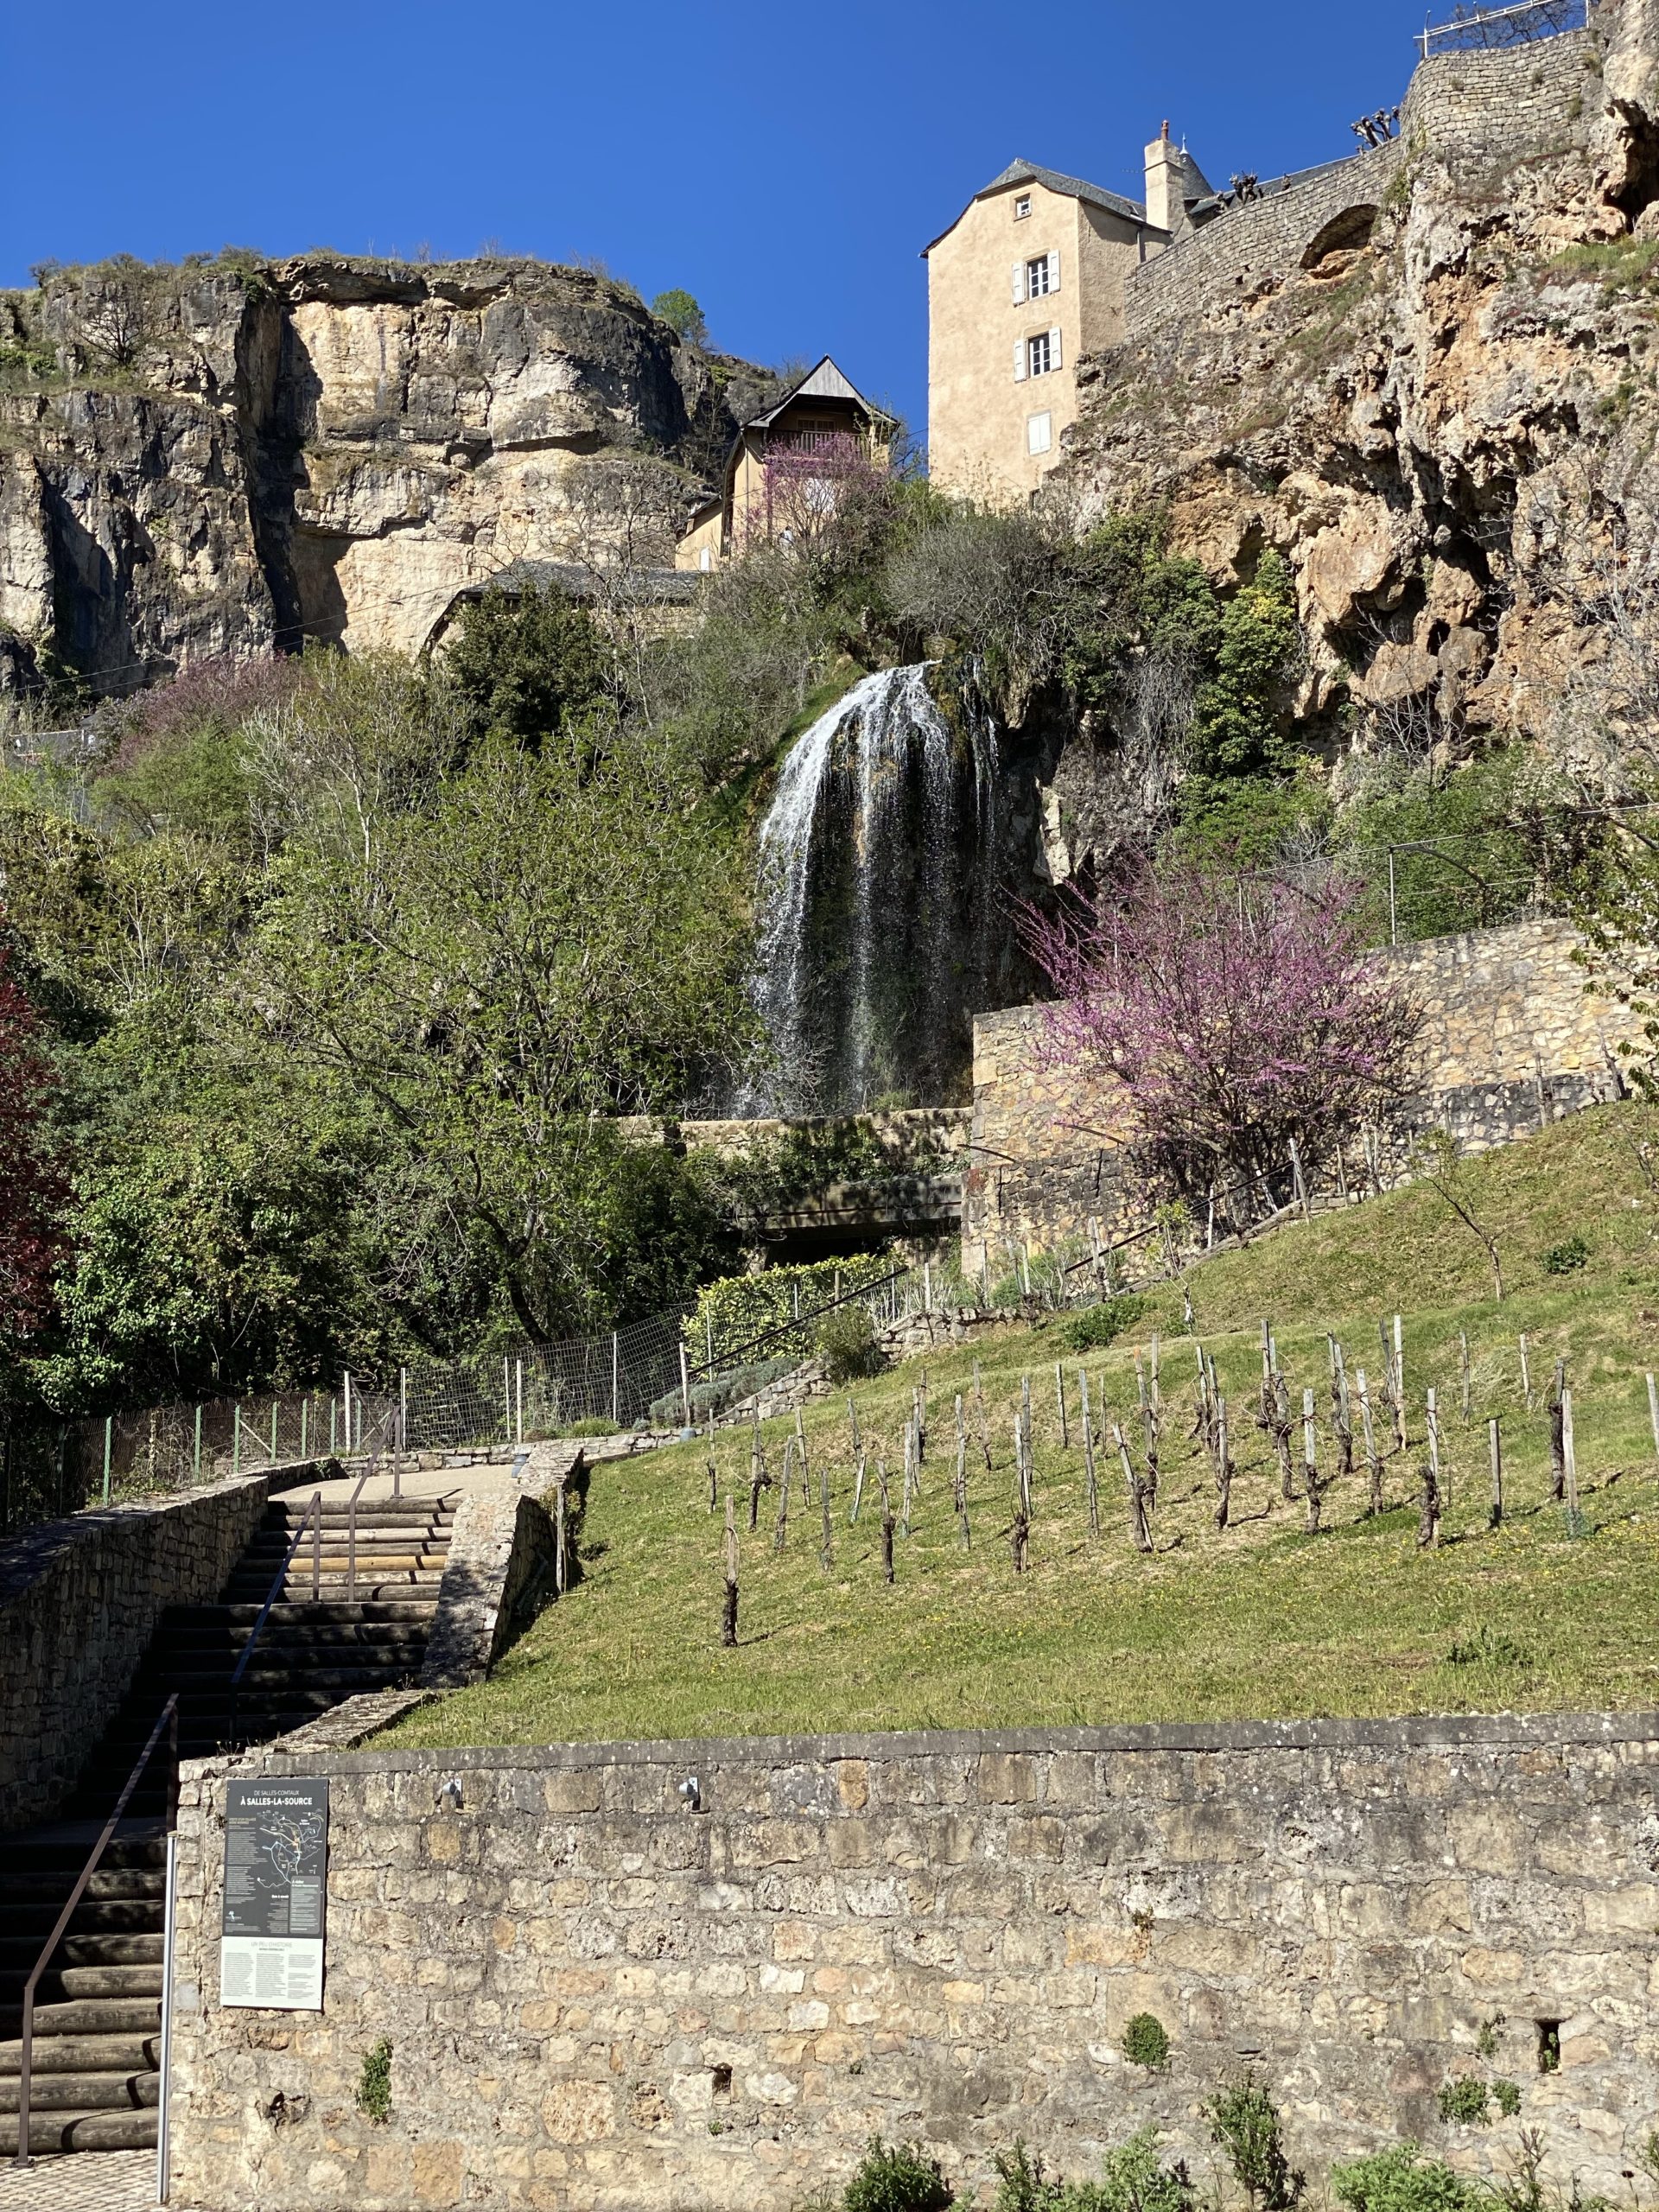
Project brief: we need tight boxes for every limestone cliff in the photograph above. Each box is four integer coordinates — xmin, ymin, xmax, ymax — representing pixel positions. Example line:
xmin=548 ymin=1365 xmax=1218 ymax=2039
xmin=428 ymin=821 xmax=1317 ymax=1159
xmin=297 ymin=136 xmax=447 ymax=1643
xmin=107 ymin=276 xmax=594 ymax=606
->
xmin=1047 ymin=0 xmax=1659 ymax=873
xmin=0 ymin=253 xmax=774 ymax=693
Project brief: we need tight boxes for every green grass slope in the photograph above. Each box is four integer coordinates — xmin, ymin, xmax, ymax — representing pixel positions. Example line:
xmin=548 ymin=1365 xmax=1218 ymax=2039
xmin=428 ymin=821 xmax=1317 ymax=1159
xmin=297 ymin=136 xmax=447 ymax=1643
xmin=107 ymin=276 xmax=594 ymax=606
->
xmin=386 ymin=1103 xmax=1659 ymax=1750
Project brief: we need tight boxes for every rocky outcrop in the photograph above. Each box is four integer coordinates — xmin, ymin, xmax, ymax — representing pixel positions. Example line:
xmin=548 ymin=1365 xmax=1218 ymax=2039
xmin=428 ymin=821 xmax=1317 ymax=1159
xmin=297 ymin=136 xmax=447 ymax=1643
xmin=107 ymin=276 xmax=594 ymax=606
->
xmin=0 ymin=254 xmax=774 ymax=690
xmin=1048 ymin=0 xmax=1659 ymax=871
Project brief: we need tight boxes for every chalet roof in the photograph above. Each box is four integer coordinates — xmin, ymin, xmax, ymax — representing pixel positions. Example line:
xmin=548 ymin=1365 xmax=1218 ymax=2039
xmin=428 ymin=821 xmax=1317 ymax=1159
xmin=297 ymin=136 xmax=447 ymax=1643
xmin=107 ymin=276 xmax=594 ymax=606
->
xmin=921 ymin=158 xmax=1154 ymax=256
xmin=741 ymin=355 xmax=880 ymax=432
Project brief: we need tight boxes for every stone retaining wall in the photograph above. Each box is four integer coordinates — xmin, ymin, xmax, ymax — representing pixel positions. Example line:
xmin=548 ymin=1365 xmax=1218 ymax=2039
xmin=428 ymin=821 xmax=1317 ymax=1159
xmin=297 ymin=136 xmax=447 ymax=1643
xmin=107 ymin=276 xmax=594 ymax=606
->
xmin=167 ymin=1712 xmax=1659 ymax=2212
xmin=0 ymin=1475 xmax=268 ymax=1831
xmin=965 ymin=917 xmax=1633 ymax=1269
xmin=420 ymin=1445 xmax=581 ymax=1689
xmin=1122 ymin=30 xmax=1597 ymax=340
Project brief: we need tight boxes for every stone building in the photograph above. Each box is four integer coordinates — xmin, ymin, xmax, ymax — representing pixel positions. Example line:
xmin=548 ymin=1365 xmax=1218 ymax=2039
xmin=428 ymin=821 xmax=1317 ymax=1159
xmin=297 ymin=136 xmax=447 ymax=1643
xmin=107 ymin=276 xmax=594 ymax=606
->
xmin=922 ymin=131 xmax=1212 ymax=503
xmin=674 ymin=357 xmax=890 ymax=571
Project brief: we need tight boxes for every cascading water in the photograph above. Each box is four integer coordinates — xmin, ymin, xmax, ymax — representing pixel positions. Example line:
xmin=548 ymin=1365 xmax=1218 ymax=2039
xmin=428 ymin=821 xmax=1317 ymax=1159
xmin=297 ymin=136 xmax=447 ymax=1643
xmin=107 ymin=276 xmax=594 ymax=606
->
xmin=741 ymin=664 xmax=1001 ymax=1115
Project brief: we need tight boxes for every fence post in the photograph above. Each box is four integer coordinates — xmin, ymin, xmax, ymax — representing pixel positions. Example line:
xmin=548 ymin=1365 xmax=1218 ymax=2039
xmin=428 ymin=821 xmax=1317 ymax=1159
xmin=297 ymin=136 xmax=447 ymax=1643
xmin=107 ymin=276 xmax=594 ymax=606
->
xmin=232 ymin=1407 xmax=240 ymax=1478
xmin=612 ymin=1333 xmax=620 ymax=1428
xmin=680 ymin=1344 xmax=692 ymax=1428
xmin=193 ymin=1406 xmax=202 ymax=1485
xmin=299 ymin=1398 xmax=308 ymax=1463
xmin=329 ymin=1398 xmax=337 ymax=1454
xmin=1388 ymin=848 xmax=1398 ymax=945
xmin=515 ymin=1359 xmax=524 ymax=1446
xmin=343 ymin=1372 xmax=352 ymax=1452
xmin=102 ymin=1416 xmax=112 ymax=1505
xmin=270 ymin=1402 xmax=278 ymax=1466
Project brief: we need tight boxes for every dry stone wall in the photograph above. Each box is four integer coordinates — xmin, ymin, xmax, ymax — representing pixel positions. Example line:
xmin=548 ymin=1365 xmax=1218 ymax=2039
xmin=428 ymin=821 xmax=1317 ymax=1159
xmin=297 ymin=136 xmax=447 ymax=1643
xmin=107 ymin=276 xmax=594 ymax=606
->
xmin=1122 ymin=33 xmax=1598 ymax=346
xmin=965 ymin=918 xmax=1634 ymax=1268
xmin=0 ymin=1474 xmax=268 ymax=1830
xmin=167 ymin=1713 xmax=1659 ymax=2212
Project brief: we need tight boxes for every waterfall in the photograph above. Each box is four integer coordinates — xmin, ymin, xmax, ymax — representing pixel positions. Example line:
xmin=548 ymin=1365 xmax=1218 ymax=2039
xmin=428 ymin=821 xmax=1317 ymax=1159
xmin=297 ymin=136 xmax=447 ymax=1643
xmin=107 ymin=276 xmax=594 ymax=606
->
xmin=741 ymin=664 xmax=1001 ymax=1115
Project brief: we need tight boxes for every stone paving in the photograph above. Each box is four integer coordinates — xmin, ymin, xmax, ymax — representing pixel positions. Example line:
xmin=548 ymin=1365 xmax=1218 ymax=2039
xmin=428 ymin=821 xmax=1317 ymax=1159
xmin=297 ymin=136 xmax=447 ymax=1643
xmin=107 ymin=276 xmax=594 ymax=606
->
xmin=0 ymin=2150 xmax=156 ymax=2209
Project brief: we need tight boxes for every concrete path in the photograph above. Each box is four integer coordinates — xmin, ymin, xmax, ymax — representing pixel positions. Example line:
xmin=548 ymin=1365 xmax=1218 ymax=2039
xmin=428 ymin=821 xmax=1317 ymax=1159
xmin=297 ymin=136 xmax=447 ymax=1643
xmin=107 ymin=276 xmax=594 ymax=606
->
xmin=0 ymin=2150 xmax=156 ymax=2209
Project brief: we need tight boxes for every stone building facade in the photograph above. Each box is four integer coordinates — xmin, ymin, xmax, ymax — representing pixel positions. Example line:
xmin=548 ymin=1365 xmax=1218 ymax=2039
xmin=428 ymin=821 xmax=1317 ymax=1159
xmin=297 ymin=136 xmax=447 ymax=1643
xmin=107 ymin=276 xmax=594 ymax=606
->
xmin=167 ymin=1712 xmax=1659 ymax=2211
xmin=963 ymin=917 xmax=1634 ymax=1274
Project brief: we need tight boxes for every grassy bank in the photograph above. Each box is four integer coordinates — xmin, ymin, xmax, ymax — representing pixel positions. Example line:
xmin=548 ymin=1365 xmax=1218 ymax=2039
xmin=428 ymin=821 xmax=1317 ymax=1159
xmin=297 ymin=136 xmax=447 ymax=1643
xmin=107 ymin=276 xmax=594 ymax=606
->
xmin=385 ymin=1103 xmax=1659 ymax=1749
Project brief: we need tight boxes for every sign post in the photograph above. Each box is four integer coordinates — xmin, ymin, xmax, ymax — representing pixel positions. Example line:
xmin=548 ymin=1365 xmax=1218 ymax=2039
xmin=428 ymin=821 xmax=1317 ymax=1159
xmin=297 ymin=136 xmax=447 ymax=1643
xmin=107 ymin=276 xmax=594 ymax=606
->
xmin=219 ymin=1779 xmax=329 ymax=2011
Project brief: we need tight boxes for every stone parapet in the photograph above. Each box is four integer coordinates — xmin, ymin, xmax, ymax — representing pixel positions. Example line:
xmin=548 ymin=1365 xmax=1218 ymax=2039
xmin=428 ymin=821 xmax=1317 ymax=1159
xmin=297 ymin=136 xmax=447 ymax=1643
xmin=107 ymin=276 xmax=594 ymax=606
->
xmin=419 ymin=1443 xmax=582 ymax=1689
xmin=167 ymin=1711 xmax=1659 ymax=2211
xmin=0 ymin=1475 xmax=269 ymax=1831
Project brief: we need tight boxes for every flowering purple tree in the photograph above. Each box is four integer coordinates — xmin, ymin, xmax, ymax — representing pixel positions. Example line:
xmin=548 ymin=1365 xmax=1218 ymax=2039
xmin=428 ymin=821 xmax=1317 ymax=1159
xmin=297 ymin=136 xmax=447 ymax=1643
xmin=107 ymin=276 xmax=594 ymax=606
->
xmin=751 ymin=431 xmax=889 ymax=554
xmin=1024 ymin=866 xmax=1420 ymax=1214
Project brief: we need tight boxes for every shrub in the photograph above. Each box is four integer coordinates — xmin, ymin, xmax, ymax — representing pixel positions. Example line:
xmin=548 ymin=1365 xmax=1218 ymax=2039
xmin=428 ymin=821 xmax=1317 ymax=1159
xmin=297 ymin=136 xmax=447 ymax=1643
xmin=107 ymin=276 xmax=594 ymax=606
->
xmin=1058 ymin=1296 xmax=1147 ymax=1355
xmin=1121 ymin=2013 xmax=1171 ymax=2071
xmin=356 ymin=2036 xmax=392 ymax=2123
xmin=688 ymin=1254 xmax=895 ymax=1370
xmin=842 ymin=2136 xmax=951 ymax=2212
xmin=563 ymin=1417 xmax=619 ymax=1439
xmin=1438 ymin=2077 xmax=1492 ymax=2127
xmin=1541 ymin=1236 xmax=1590 ymax=1275
xmin=1494 ymin=2081 xmax=1522 ymax=2120
xmin=1333 ymin=2145 xmax=1482 ymax=2212
xmin=817 ymin=1303 xmax=883 ymax=1385
xmin=995 ymin=2132 xmax=1193 ymax=2212
xmin=1203 ymin=2077 xmax=1304 ymax=2212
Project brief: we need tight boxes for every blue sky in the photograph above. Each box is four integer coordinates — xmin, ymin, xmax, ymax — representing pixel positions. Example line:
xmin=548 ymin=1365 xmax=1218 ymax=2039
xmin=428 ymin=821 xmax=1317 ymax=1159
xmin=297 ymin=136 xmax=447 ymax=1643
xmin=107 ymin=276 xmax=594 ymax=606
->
xmin=3 ymin=0 xmax=1436 ymax=442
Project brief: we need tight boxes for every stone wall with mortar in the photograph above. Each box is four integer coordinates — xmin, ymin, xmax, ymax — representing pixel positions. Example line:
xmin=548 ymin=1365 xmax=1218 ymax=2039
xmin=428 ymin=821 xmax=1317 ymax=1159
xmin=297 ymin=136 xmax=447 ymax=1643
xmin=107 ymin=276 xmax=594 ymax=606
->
xmin=1122 ymin=31 xmax=1597 ymax=341
xmin=420 ymin=1445 xmax=582 ymax=1689
xmin=0 ymin=1474 xmax=269 ymax=1831
xmin=964 ymin=918 xmax=1635 ymax=1269
xmin=167 ymin=1712 xmax=1659 ymax=2212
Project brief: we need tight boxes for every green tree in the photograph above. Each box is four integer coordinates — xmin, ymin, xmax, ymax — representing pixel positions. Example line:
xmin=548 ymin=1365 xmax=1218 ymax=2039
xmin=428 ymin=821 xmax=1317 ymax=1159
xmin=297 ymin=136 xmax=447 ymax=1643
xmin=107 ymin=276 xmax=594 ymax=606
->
xmin=651 ymin=288 xmax=709 ymax=346
xmin=441 ymin=584 xmax=613 ymax=748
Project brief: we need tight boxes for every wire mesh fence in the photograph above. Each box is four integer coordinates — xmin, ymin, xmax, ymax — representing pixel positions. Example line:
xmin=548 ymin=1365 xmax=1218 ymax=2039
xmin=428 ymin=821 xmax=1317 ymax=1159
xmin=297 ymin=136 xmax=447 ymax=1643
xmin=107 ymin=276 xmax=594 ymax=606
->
xmin=1419 ymin=0 xmax=1588 ymax=56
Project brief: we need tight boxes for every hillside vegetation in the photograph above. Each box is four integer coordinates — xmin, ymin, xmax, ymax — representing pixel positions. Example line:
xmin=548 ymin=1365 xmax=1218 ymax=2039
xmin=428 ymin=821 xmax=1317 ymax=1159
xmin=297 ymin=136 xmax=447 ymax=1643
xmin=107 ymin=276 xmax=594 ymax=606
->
xmin=388 ymin=1101 xmax=1659 ymax=1749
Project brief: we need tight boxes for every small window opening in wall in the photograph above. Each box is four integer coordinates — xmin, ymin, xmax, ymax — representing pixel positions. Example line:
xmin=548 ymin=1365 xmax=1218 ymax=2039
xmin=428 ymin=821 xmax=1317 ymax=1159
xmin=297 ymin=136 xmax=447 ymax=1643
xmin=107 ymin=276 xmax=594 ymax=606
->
xmin=1536 ymin=2021 xmax=1561 ymax=2074
xmin=711 ymin=2064 xmax=734 ymax=2097
xmin=1014 ymin=194 xmax=1031 ymax=219
xmin=1027 ymin=331 xmax=1052 ymax=378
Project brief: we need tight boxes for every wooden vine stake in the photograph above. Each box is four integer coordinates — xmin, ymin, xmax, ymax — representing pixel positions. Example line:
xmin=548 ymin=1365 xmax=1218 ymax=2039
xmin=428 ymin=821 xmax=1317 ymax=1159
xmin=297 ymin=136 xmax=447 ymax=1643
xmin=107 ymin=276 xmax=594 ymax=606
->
xmin=877 ymin=1463 xmax=896 ymax=1585
xmin=773 ymin=1434 xmax=794 ymax=1555
xmin=1518 ymin=1334 xmax=1533 ymax=1414
xmin=1393 ymin=1316 xmax=1408 ymax=1453
xmin=954 ymin=1393 xmax=971 ymax=1549
xmin=1357 ymin=1370 xmax=1384 ymax=1517
xmin=1459 ymin=1332 xmax=1471 ymax=1423
xmin=1488 ymin=1418 xmax=1503 ymax=1532
xmin=1561 ymin=1388 xmax=1581 ymax=1529
xmin=1548 ymin=1361 xmax=1567 ymax=1502
xmin=1302 ymin=1388 xmax=1326 ymax=1535
xmin=1214 ymin=1393 xmax=1233 ymax=1531
xmin=1113 ymin=1423 xmax=1154 ymax=1554
xmin=1329 ymin=1338 xmax=1354 ymax=1478
xmin=850 ymin=1452 xmax=867 ymax=1525
xmin=795 ymin=1409 xmax=812 ymax=1510
xmin=1427 ymin=1388 xmax=1446 ymax=1518
xmin=1647 ymin=1372 xmax=1659 ymax=1471
xmin=747 ymin=1413 xmax=767 ymax=1533
xmin=900 ymin=1422 xmax=916 ymax=1538
xmin=1079 ymin=1370 xmax=1100 ymax=1540
xmin=972 ymin=1363 xmax=992 ymax=1473
xmin=721 ymin=1495 xmax=739 ymax=1649
xmin=706 ymin=1414 xmax=718 ymax=1513
xmin=1054 ymin=1362 xmax=1069 ymax=1450
xmin=818 ymin=1441 xmax=833 ymax=1572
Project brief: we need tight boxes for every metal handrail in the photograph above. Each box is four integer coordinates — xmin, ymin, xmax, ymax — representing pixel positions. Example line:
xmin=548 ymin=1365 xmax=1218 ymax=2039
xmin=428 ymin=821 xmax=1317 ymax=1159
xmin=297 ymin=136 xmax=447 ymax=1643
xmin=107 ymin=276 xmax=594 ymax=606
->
xmin=228 ymin=1490 xmax=321 ymax=1745
xmin=12 ymin=1695 xmax=180 ymax=2170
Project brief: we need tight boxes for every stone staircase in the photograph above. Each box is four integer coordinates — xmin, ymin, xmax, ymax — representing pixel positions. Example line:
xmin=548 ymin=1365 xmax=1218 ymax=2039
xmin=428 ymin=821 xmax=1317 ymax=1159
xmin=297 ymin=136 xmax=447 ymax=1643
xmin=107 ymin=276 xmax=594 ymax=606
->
xmin=0 ymin=1489 xmax=456 ymax=2160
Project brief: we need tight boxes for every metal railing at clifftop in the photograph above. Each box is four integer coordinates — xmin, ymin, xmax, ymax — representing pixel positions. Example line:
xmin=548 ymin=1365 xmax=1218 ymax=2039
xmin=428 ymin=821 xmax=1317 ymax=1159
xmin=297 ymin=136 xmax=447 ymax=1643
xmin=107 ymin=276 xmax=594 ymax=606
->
xmin=1419 ymin=0 xmax=1589 ymax=58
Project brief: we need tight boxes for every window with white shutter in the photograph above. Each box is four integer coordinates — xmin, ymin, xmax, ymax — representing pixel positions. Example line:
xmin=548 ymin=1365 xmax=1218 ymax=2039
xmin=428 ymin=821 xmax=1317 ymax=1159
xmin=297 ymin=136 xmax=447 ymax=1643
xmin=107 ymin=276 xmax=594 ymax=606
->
xmin=1011 ymin=262 xmax=1026 ymax=305
xmin=1027 ymin=412 xmax=1052 ymax=456
xmin=1046 ymin=248 xmax=1061 ymax=294
xmin=1027 ymin=331 xmax=1052 ymax=378
xmin=1025 ymin=254 xmax=1050 ymax=299
xmin=1014 ymin=339 xmax=1027 ymax=384
xmin=1049 ymin=324 xmax=1063 ymax=369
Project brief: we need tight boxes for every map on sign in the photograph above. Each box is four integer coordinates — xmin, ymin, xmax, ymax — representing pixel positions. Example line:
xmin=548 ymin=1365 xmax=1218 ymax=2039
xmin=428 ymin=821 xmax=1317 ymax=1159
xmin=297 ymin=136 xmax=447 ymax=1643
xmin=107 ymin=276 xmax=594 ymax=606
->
xmin=221 ymin=1778 xmax=328 ymax=2009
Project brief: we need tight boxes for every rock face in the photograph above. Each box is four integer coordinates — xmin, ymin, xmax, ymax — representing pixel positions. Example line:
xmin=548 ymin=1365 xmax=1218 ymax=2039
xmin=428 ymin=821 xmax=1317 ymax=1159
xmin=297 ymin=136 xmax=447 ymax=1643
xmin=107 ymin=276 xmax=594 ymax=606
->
xmin=0 ymin=255 xmax=774 ymax=690
xmin=1046 ymin=0 xmax=1659 ymax=873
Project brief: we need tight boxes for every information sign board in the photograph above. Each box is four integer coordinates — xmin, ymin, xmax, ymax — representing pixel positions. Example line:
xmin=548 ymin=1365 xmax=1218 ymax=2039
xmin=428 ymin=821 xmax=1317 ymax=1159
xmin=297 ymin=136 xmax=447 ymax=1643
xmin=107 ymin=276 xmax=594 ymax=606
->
xmin=219 ymin=1777 xmax=328 ymax=2010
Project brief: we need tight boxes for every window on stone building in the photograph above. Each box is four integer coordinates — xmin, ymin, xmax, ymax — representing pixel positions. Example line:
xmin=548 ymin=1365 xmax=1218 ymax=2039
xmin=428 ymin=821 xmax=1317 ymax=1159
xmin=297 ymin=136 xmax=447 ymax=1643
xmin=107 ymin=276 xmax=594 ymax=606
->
xmin=1014 ymin=194 xmax=1031 ymax=219
xmin=1027 ymin=411 xmax=1052 ymax=456
xmin=1027 ymin=255 xmax=1052 ymax=297
xmin=1027 ymin=330 xmax=1054 ymax=378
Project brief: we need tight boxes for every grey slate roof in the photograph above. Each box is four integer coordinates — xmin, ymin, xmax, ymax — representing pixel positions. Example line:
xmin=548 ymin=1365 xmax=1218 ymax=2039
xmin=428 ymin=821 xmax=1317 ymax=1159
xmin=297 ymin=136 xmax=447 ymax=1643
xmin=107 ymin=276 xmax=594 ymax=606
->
xmin=922 ymin=158 xmax=1153 ymax=254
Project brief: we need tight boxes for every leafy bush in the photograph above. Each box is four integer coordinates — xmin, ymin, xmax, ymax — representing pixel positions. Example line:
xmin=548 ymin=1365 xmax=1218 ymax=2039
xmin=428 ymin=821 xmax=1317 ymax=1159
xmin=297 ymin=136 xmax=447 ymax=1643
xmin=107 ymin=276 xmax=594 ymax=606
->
xmin=1333 ymin=2145 xmax=1482 ymax=2212
xmin=356 ymin=2036 xmax=392 ymax=2123
xmin=1203 ymin=2077 xmax=1304 ymax=2212
xmin=648 ymin=1355 xmax=798 ymax=1429
xmin=1438 ymin=2077 xmax=1492 ymax=2127
xmin=563 ymin=1417 xmax=620 ymax=1439
xmin=842 ymin=2136 xmax=950 ymax=2212
xmin=994 ymin=2131 xmax=1192 ymax=2212
xmin=1058 ymin=1296 xmax=1147 ymax=1355
xmin=687 ymin=1254 xmax=895 ymax=1370
xmin=1541 ymin=1236 xmax=1590 ymax=1275
xmin=817 ymin=1303 xmax=883 ymax=1385
xmin=1121 ymin=2012 xmax=1171 ymax=2070
xmin=1494 ymin=2081 xmax=1522 ymax=2120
